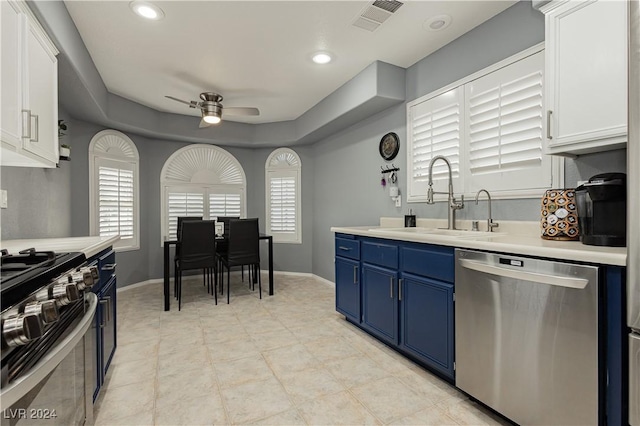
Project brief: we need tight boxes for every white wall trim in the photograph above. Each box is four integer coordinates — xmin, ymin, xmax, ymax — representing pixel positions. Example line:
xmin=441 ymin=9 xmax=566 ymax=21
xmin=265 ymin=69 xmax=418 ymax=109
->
xmin=117 ymin=271 xmax=335 ymax=292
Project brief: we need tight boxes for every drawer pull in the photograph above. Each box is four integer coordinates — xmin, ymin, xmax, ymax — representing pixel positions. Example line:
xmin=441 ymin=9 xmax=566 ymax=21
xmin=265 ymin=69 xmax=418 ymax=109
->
xmin=31 ymin=114 xmax=39 ymax=142
xmin=389 ymin=276 xmax=394 ymax=299
xmin=547 ymin=110 xmax=553 ymax=140
xmin=353 ymin=266 xmax=358 ymax=284
xmin=101 ymin=263 xmax=117 ymax=271
xmin=338 ymin=246 xmax=352 ymax=251
xmin=399 ymin=278 xmax=403 ymax=301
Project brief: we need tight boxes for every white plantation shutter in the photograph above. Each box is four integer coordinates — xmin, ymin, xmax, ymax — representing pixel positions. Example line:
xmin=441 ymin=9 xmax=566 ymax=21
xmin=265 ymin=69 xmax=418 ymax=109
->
xmin=408 ymin=86 xmax=463 ymax=200
xmin=265 ymin=148 xmax=301 ymax=243
xmin=209 ymin=192 xmax=242 ymax=217
xmin=464 ymin=51 xmax=552 ymax=194
xmin=89 ymin=130 xmax=139 ymax=251
xmin=98 ymin=166 xmax=134 ymax=239
xmin=160 ymin=145 xmax=247 ymax=242
xmin=269 ymin=175 xmax=296 ymax=233
xmin=407 ymin=46 xmax=560 ymax=201
xmin=167 ymin=191 xmax=205 ymax=240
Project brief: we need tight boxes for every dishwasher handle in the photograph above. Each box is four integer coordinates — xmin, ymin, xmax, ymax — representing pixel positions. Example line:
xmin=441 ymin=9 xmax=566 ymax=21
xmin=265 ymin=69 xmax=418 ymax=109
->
xmin=458 ymin=258 xmax=589 ymax=289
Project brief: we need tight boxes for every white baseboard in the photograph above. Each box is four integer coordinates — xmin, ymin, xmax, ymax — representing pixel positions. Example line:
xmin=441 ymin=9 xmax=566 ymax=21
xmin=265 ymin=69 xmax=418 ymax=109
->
xmin=118 ymin=270 xmax=335 ymax=292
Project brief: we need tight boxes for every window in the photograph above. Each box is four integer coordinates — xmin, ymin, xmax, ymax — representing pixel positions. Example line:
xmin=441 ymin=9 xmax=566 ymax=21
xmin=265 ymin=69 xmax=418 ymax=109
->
xmin=89 ymin=130 xmax=140 ymax=251
xmin=160 ymin=144 xmax=246 ymax=241
xmin=265 ymin=148 xmax=301 ymax=244
xmin=407 ymin=45 xmax=563 ymax=202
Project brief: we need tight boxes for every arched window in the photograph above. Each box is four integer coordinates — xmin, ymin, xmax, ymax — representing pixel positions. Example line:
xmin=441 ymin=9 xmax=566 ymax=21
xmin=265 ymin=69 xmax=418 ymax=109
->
xmin=89 ymin=130 xmax=140 ymax=251
xmin=265 ymin=148 xmax=301 ymax=244
xmin=160 ymin=144 xmax=247 ymax=241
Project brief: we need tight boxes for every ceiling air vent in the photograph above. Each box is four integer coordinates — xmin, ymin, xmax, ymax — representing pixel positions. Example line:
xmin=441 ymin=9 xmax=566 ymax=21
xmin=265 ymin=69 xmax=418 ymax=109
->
xmin=352 ymin=0 xmax=404 ymax=32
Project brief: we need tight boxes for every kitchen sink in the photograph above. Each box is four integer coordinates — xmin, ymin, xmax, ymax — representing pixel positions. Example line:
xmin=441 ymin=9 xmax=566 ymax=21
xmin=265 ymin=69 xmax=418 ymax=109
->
xmin=369 ymin=227 xmax=505 ymax=238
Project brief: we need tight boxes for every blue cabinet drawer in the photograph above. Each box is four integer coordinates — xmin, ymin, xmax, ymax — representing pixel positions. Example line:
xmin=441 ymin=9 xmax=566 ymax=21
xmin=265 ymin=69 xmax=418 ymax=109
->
xmin=98 ymin=249 xmax=116 ymax=287
xmin=401 ymin=244 xmax=454 ymax=283
xmin=362 ymin=240 xmax=398 ymax=269
xmin=336 ymin=238 xmax=360 ymax=260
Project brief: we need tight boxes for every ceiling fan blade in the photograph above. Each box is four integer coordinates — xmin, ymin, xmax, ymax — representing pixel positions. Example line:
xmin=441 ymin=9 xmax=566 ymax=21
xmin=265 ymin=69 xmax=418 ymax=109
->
xmin=199 ymin=118 xmax=212 ymax=128
xmin=165 ymin=96 xmax=199 ymax=108
xmin=223 ymin=107 xmax=260 ymax=116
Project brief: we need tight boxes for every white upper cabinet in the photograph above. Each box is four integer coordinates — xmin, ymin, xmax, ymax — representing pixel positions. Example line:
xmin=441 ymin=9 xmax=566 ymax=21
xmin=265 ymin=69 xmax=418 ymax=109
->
xmin=542 ymin=0 xmax=628 ymax=156
xmin=1 ymin=0 xmax=59 ymax=168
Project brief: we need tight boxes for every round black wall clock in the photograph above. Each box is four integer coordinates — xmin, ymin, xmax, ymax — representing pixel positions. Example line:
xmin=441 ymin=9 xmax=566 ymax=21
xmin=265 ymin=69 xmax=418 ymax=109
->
xmin=379 ymin=132 xmax=400 ymax=161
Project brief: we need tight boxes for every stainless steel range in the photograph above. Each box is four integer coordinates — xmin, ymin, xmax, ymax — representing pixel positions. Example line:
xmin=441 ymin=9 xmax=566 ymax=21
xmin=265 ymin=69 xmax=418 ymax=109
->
xmin=0 ymin=248 xmax=99 ymax=425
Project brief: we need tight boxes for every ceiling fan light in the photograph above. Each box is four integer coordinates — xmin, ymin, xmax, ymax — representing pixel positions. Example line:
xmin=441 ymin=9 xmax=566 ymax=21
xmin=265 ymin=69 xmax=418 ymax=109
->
xmin=203 ymin=114 xmax=221 ymax=124
xmin=130 ymin=1 xmax=165 ymax=20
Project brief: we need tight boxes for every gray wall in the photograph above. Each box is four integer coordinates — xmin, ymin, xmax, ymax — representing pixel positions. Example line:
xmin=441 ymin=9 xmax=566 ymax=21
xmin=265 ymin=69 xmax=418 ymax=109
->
xmin=1 ymin=1 xmax=628 ymax=287
xmin=1 ymin=109 xmax=73 ymax=240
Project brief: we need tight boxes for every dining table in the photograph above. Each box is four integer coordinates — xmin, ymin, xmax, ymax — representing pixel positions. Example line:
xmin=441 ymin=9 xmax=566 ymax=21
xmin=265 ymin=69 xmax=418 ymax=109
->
xmin=162 ymin=233 xmax=274 ymax=311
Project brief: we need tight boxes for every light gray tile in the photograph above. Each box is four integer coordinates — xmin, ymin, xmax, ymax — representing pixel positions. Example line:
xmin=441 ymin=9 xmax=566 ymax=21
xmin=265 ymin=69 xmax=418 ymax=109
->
xmin=214 ymin=353 xmax=274 ymax=388
xmin=155 ymin=393 xmax=227 ymax=425
xmin=351 ymin=376 xmax=431 ymax=423
xmin=220 ymin=377 xmax=293 ymax=424
xmin=297 ymin=391 xmax=380 ymax=425
xmin=279 ymin=367 xmax=345 ymax=405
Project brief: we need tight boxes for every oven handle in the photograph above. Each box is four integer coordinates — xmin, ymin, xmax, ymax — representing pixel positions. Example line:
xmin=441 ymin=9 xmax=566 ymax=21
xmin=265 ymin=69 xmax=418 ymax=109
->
xmin=0 ymin=293 xmax=97 ymax=409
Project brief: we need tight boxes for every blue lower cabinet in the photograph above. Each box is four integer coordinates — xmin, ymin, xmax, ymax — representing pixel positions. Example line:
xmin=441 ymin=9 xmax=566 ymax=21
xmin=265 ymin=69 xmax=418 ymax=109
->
xmin=335 ymin=257 xmax=361 ymax=323
xmin=400 ymin=273 xmax=454 ymax=379
xmin=89 ymin=247 xmax=117 ymax=402
xmin=362 ymin=264 xmax=399 ymax=345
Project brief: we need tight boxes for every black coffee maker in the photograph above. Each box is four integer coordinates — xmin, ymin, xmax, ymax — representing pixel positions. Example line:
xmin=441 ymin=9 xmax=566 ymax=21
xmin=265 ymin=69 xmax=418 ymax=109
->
xmin=575 ymin=173 xmax=626 ymax=247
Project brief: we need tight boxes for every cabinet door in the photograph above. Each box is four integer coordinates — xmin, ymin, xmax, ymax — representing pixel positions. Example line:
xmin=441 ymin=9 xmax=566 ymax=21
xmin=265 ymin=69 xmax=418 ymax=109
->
xmin=362 ymin=264 xmax=398 ymax=345
xmin=100 ymin=276 xmax=117 ymax=379
xmin=545 ymin=0 xmax=627 ymax=154
xmin=22 ymin=18 xmax=58 ymax=163
xmin=335 ymin=257 xmax=360 ymax=322
xmin=1 ymin=1 xmax=25 ymax=149
xmin=400 ymin=274 xmax=454 ymax=379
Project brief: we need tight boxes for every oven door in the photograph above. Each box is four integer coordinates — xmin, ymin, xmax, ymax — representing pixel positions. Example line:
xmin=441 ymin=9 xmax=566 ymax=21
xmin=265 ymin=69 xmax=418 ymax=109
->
xmin=1 ymin=294 xmax=97 ymax=426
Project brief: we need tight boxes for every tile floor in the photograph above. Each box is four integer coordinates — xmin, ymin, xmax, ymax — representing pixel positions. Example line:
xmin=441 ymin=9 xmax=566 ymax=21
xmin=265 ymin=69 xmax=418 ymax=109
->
xmin=94 ymin=274 xmax=512 ymax=425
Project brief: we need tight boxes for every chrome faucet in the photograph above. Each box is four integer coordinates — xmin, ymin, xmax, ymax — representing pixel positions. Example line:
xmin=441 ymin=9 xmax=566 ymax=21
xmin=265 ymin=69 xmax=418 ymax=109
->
xmin=426 ymin=155 xmax=464 ymax=230
xmin=474 ymin=189 xmax=499 ymax=232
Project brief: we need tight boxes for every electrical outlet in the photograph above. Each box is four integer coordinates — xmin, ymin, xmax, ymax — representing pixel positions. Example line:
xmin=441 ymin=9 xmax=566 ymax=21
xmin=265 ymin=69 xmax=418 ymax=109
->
xmin=395 ymin=195 xmax=401 ymax=207
xmin=0 ymin=190 xmax=7 ymax=209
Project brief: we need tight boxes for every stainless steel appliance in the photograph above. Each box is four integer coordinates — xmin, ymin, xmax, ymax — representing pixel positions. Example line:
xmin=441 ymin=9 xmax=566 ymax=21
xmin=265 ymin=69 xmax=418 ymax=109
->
xmin=0 ymin=249 xmax=99 ymax=425
xmin=575 ymin=173 xmax=627 ymax=247
xmin=628 ymin=1 xmax=640 ymax=424
xmin=455 ymin=249 xmax=600 ymax=425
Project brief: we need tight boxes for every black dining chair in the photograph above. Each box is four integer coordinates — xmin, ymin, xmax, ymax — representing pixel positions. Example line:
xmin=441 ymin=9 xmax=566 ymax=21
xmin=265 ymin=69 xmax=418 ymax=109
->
xmin=174 ymin=216 xmax=202 ymax=298
xmin=214 ymin=216 xmax=239 ymax=293
xmin=219 ymin=218 xmax=261 ymax=304
xmin=175 ymin=220 xmax=217 ymax=310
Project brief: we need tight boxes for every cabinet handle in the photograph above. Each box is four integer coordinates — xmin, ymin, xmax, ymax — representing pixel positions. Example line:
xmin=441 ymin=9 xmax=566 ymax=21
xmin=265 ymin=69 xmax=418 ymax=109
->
xmin=99 ymin=299 xmax=109 ymax=328
xmin=389 ymin=276 xmax=394 ymax=299
xmin=105 ymin=296 xmax=112 ymax=323
xmin=338 ymin=246 xmax=352 ymax=251
xmin=398 ymin=278 xmax=403 ymax=301
xmin=31 ymin=114 xmax=39 ymax=142
xmin=353 ymin=265 xmax=358 ymax=284
xmin=21 ymin=110 xmax=31 ymax=140
xmin=547 ymin=110 xmax=553 ymax=140
xmin=102 ymin=263 xmax=117 ymax=271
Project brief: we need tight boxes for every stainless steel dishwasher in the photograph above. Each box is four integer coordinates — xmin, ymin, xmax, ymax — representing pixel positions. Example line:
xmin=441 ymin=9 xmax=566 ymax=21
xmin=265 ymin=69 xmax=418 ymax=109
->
xmin=455 ymin=249 xmax=600 ymax=426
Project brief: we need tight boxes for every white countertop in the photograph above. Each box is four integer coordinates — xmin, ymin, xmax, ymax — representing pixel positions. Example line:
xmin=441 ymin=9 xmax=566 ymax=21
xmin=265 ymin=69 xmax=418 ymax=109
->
xmin=331 ymin=221 xmax=627 ymax=267
xmin=1 ymin=236 xmax=120 ymax=259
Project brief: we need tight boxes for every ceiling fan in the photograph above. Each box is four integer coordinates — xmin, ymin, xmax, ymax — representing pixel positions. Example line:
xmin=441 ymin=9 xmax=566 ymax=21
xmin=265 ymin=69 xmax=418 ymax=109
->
xmin=165 ymin=92 xmax=260 ymax=127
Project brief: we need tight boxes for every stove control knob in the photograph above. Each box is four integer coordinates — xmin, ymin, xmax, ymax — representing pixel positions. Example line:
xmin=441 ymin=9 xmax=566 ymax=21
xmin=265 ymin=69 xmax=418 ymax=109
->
xmin=23 ymin=300 xmax=59 ymax=324
xmin=51 ymin=283 xmax=80 ymax=306
xmin=88 ymin=266 xmax=99 ymax=284
xmin=72 ymin=270 xmax=94 ymax=290
xmin=2 ymin=314 xmax=43 ymax=347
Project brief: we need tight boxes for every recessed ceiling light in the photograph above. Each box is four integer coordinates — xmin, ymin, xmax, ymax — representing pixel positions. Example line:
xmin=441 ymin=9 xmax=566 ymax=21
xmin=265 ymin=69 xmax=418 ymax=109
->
xmin=312 ymin=52 xmax=332 ymax=65
xmin=424 ymin=14 xmax=451 ymax=31
xmin=130 ymin=1 xmax=165 ymax=20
